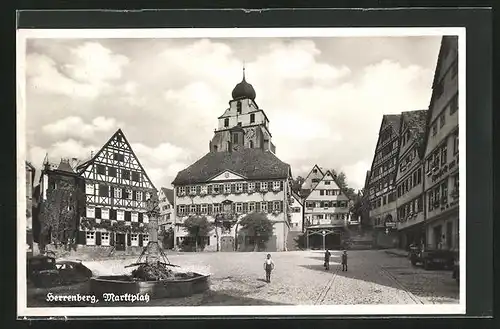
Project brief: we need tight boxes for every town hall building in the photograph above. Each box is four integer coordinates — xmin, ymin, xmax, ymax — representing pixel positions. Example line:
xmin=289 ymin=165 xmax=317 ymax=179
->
xmin=172 ymin=69 xmax=292 ymax=252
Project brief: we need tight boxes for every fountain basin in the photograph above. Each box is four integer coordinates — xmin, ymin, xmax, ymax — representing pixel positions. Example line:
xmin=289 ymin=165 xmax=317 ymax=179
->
xmin=89 ymin=273 xmax=210 ymax=299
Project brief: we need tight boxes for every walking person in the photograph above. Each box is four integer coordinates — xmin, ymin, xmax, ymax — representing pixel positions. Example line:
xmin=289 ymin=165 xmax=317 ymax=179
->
xmin=324 ymin=249 xmax=331 ymax=270
xmin=263 ymin=253 xmax=275 ymax=283
xmin=341 ymin=250 xmax=348 ymax=271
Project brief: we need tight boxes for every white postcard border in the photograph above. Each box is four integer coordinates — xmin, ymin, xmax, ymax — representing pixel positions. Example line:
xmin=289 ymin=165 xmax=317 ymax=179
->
xmin=17 ymin=26 xmax=467 ymax=317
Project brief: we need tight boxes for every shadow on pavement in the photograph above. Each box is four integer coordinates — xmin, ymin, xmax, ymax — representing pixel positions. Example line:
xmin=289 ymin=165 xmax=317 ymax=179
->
xmin=299 ymin=259 xmax=459 ymax=303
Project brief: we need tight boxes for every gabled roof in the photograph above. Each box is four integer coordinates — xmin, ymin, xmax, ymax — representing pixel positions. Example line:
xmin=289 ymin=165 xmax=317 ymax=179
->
xmin=26 ymin=161 xmax=35 ymax=171
xmin=172 ymin=148 xmax=290 ymax=185
xmin=364 ymin=170 xmax=371 ymax=190
xmin=304 ymin=169 xmax=350 ymax=201
xmin=161 ymin=187 xmax=174 ymax=205
xmin=76 ymin=129 xmax=157 ymax=191
xmin=57 ymin=159 xmax=75 ymax=173
xmin=291 ymin=190 xmax=303 ymax=205
xmin=400 ymin=109 xmax=428 ymax=157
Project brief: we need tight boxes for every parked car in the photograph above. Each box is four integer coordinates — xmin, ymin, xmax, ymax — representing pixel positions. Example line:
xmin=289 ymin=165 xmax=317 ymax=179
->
xmin=407 ymin=246 xmax=455 ymax=270
xmin=27 ymin=255 xmax=93 ymax=288
xmin=452 ymin=257 xmax=460 ymax=284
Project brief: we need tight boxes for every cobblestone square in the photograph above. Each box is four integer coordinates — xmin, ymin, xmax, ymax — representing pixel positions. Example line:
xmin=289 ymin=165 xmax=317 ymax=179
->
xmin=28 ymin=250 xmax=459 ymax=307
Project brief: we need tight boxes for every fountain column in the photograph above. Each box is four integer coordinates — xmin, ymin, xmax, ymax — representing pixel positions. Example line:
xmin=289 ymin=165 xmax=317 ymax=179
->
xmin=145 ymin=194 xmax=161 ymax=263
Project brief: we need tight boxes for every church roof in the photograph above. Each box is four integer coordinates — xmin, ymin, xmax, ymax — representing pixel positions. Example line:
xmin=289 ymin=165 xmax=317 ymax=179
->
xmin=231 ymin=69 xmax=256 ymax=100
xmin=172 ymin=148 xmax=290 ymax=185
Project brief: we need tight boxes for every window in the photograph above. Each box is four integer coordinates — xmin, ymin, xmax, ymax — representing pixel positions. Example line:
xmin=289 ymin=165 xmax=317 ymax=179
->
xmin=130 ymin=234 xmax=139 ymax=247
xmin=233 ymin=133 xmax=239 ymax=144
xmin=235 ymin=183 xmax=243 ymax=193
xmin=131 ymin=171 xmax=140 ymax=182
xmin=145 ymin=192 xmax=151 ymax=200
xmin=261 ymin=182 xmax=268 ymax=191
xmin=224 ymin=118 xmax=229 ymax=127
xmin=85 ymin=183 xmax=94 ymax=195
xmin=248 ymin=182 xmax=255 ymax=192
xmin=114 ymin=188 xmax=122 ymax=199
xmin=324 ymin=181 xmax=330 ymax=185
xmin=450 ymin=94 xmax=458 ymax=115
xmin=117 ymin=210 xmax=124 ymax=221
xmin=213 ymin=203 xmax=220 ymax=213
xmin=417 ymin=168 xmax=422 ymax=184
xmin=236 ymin=101 xmax=242 ymax=114
xmin=200 ymin=185 xmax=208 ymax=195
xmin=432 ymin=123 xmax=437 ymax=136
xmin=212 ymin=184 xmax=220 ymax=194
xmin=441 ymin=144 xmax=448 ymax=165
xmin=273 ymin=181 xmax=281 ymax=190
xmin=198 ymin=204 xmax=206 ymax=214
xmin=177 ymin=187 xmax=186 ymax=196
xmin=131 ymin=212 xmax=138 ymax=222
xmin=235 ymin=203 xmax=243 ymax=213
xmin=453 ymin=131 xmax=459 ymax=154
xmin=86 ymin=231 xmax=96 ymax=246
xmin=101 ymin=232 xmax=110 ymax=246
xmin=189 ymin=186 xmax=197 ymax=195
xmin=86 ymin=207 xmax=95 ymax=218
xmin=261 ymin=202 xmax=268 ymax=212
xmin=224 ymin=184 xmax=231 ymax=194
xmin=320 ymin=190 xmax=325 ymax=196
xmin=439 ymin=113 xmax=446 ymax=128
xmin=143 ymin=214 xmax=149 ymax=223
xmin=101 ymin=208 xmax=110 ymax=220
xmin=441 ymin=180 xmax=448 ymax=204
xmin=136 ymin=191 xmax=143 ymax=201
xmin=273 ymin=201 xmax=281 ymax=211
xmin=143 ymin=234 xmax=149 ymax=245
xmin=126 ymin=189 xmax=133 ymax=200
xmin=96 ymin=164 xmax=106 ymax=175
xmin=113 ymin=153 xmax=125 ymax=162
xmin=108 ymin=167 xmax=117 ymax=177
xmin=178 ymin=205 xmax=185 ymax=216
xmin=122 ymin=169 xmax=130 ymax=179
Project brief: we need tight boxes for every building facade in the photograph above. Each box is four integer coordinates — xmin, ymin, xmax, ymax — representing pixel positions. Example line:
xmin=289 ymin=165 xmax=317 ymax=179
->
xmin=395 ymin=110 xmax=427 ymax=250
xmin=172 ymin=71 xmax=292 ymax=252
xmin=303 ymin=168 xmax=351 ymax=250
xmin=367 ymin=115 xmax=401 ymax=248
xmin=158 ymin=187 xmax=174 ymax=230
xmin=289 ymin=191 xmax=303 ymax=232
xmin=422 ymin=36 xmax=459 ymax=252
xmin=25 ymin=161 xmax=36 ymax=254
xmin=76 ymin=129 xmax=157 ymax=251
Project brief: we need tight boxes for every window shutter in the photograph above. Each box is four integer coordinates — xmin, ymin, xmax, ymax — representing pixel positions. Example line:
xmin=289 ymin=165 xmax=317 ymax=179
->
xmin=111 ymin=209 xmax=117 ymax=220
xmin=95 ymin=208 xmax=102 ymax=219
xmin=268 ymin=182 xmax=272 ymax=192
xmin=256 ymin=202 xmax=261 ymax=212
xmin=125 ymin=211 xmax=131 ymax=222
xmin=122 ymin=188 xmax=127 ymax=199
xmin=256 ymin=182 xmax=261 ymax=190
xmin=196 ymin=185 xmax=201 ymax=195
xmin=280 ymin=181 xmax=284 ymax=191
xmin=268 ymin=202 xmax=273 ymax=213
xmin=280 ymin=201 xmax=283 ymax=212
xmin=77 ymin=230 xmax=86 ymax=245
xmin=110 ymin=233 xmax=115 ymax=246
xmin=139 ymin=234 xmax=143 ymax=247
xmin=207 ymin=185 xmax=212 ymax=194
xmin=231 ymin=184 xmax=236 ymax=194
xmin=127 ymin=234 xmax=131 ymax=246
xmin=242 ymin=203 xmax=248 ymax=213
xmin=138 ymin=213 xmax=143 ymax=223
xmin=96 ymin=232 xmax=102 ymax=246
xmin=132 ymin=190 xmax=136 ymax=201
xmin=243 ymin=183 xmax=248 ymax=193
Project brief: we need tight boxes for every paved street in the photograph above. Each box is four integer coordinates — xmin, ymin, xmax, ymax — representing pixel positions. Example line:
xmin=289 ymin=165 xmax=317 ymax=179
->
xmin=28 ymin=250 xmax=459 ymax=307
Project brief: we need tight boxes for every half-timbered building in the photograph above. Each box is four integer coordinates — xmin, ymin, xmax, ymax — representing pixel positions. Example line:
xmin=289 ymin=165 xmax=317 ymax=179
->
xmin=172 ymin=70 xmax=292 ymax=252
xmin=303 ymin=168 xmax=351 ymax=250
xmin=367 ymin=114 xmax=401 ymax=248
xmin=75 ymin=129 xmax=157 ymax=251
xmin=422 ymin=36 xmax=459 ymax=252
xmin=395 ymin=110 xmax=427 ymax=249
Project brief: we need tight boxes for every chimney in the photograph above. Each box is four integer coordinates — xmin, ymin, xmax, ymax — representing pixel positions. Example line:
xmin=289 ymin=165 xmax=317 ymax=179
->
xmin=70 ymin=157 xmax=79 ymax=170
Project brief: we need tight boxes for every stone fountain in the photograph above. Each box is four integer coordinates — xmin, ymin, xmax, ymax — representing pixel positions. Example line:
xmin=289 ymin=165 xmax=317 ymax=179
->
xmin=89 ymin=194 xmax=210 ymax=300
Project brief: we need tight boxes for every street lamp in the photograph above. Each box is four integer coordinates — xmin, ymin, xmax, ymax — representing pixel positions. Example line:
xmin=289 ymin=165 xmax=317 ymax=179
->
xmin=322 ymin=230 xmax=326 ymax=250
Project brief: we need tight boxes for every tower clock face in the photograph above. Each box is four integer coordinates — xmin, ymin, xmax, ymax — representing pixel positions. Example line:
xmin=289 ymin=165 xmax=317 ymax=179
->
xmin=246 ymin=128 xmax=256 ymax=139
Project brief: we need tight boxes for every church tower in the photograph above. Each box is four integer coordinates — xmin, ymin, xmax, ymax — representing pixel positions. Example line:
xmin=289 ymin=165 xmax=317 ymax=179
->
xmin=209 ymin=68 xmax=276 ymax=154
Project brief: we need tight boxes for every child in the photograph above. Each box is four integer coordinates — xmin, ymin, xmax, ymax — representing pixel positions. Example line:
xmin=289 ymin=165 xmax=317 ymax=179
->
xmin=341 ymin=250 xmax=348 ymax=271
xmin=263 ymin=253 xmax=275 ymax=283
xmin=324 ymin=249 xmax=331 ymax=270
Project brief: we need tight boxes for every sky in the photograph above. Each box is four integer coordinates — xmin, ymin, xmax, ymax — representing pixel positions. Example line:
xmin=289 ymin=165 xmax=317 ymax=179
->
xmin=23 ymin=34 xmax=442 ymax=191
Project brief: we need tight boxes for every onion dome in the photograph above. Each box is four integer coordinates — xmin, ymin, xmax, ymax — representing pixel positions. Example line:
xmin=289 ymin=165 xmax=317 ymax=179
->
xmin=231 ymin=67 xmax=256 ymax=100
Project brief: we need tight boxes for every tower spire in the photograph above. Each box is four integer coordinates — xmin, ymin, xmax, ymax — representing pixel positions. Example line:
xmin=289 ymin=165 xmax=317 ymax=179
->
xmin=242 ymin=61 xmax=246 ymax=80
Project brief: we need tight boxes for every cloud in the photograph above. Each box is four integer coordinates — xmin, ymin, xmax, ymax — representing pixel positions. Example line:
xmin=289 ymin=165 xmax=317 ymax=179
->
xmin=41 ymin=116 xmax=122 ymax=140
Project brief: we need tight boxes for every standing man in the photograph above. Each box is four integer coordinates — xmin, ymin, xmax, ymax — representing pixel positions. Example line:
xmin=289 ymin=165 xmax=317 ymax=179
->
xmin=341 ymin=250 xmax=348 ymax=271
xmin=324 ymin=249 xmax=331 ymax=270
xmin=263 ymin=253 xmax=275 ymax=283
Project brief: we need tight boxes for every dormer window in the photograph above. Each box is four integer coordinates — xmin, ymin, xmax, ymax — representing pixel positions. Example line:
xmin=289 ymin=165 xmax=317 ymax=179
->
xmin=224 ymin=118 xmax=229 ymax=127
